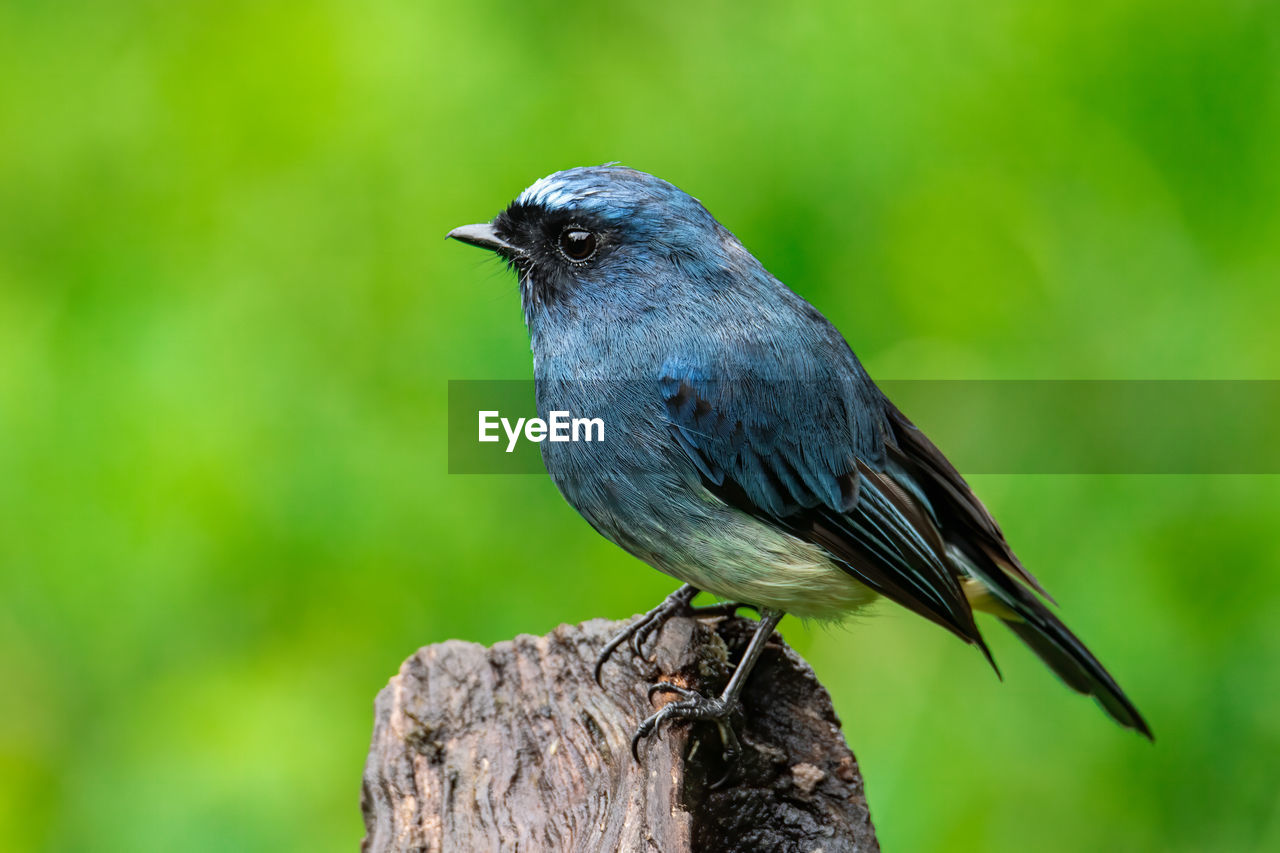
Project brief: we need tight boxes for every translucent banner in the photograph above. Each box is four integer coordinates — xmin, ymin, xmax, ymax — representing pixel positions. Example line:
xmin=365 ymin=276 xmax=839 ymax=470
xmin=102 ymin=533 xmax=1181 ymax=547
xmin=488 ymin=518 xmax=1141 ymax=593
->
xmin=447 ymin=380 xmax=1280 ymax=475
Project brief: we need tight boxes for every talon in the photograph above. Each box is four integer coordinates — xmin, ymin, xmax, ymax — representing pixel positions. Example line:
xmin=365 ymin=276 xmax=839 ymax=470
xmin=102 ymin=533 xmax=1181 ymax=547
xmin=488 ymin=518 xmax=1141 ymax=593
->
xmin=630 ymin=624 xmax=650 ymax=659
xmin=631 ymin=703 xmax=680 ymax=761
xmin=709 ymin=766 xmax=733 ymax=790
xmin=595 ymin=585 xmax=701 ymax=684
xmin=593 ymin=630 xmax=632 ymax=685
xmin=630 ymin=718 xmax=657 ymax=762
xmin=717 ymin=720 xmax=741 ymax=762
xmin=648 ymin=682 xmax=697 ymax=702
xmin=628 ymin=689 xmax=743 ymax=772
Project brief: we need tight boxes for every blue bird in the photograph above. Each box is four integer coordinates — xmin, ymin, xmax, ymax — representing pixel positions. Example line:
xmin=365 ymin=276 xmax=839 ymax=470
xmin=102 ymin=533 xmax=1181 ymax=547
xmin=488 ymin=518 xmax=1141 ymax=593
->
xmin=448 ymin=165 xmax=1151 ymax=763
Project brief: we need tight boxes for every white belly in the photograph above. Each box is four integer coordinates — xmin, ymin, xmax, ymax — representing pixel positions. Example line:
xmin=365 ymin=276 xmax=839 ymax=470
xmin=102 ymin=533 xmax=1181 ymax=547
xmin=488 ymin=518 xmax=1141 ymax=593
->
xmin=655 ymin=510 xmax=879 ymax=621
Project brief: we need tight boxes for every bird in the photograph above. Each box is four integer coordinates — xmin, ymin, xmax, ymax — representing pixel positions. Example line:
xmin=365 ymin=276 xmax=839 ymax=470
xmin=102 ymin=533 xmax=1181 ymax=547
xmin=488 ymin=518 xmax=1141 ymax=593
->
xmin=447 ymin=165 xmax=1152 ymax=765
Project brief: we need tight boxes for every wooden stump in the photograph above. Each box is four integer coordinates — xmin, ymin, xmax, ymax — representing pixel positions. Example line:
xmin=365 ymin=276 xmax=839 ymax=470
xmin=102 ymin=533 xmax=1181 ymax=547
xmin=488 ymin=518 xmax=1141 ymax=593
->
xmin=361 ymin=614 xmax=878 ymax=852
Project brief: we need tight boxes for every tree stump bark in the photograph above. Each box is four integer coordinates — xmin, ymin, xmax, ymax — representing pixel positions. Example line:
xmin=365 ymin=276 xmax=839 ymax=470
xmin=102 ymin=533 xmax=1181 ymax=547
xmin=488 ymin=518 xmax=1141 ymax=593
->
xmin=361 ymin=614 xmax=878 ymax=852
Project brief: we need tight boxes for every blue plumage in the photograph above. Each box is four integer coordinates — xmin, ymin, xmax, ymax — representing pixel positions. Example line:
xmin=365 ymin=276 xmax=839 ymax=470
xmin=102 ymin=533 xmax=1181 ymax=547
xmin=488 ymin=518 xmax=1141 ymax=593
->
xmin=449 ymin=165 xmax=1151 ymax=746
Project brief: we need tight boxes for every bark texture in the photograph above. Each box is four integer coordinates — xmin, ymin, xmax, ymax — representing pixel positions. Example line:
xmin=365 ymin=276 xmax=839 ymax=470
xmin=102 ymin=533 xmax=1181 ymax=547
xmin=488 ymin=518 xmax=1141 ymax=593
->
xmin=361 ymin=614 xmax=878 ymax=852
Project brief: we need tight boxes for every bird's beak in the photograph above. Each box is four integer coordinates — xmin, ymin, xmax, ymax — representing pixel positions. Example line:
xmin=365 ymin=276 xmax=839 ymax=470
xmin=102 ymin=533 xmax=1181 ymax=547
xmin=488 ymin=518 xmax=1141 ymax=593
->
xmin=447 ymin=223 xmax=520 ymax=258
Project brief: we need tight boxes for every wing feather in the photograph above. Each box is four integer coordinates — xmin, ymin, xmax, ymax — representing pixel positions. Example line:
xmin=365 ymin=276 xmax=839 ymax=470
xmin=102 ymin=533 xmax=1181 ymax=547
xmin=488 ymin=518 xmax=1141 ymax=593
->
xmin=660 ymin=365 xmax=990 ymax=656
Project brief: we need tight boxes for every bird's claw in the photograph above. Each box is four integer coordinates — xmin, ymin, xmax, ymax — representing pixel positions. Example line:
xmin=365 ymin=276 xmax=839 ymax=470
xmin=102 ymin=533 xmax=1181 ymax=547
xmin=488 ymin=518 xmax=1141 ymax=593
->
xmin=647 ymin=682 xmax=701 ymax=702
xmin=629 ymin=617 xmax=660 ymax=659
xmin=630 ymin=681 xmax=743 ymax=783
xmin=594 ymin=588 xmax=759 ymax=686
xmin=618 ymin=606 xmax=784 ymax=789
xmin=594 ymin=586 xmax=699 ymax=684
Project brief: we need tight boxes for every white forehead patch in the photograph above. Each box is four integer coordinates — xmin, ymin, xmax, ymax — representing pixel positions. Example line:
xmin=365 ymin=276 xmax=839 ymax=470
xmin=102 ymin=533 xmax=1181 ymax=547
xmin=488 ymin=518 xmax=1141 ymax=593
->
xmin=516 ymin=174 xmax=579 ymax=210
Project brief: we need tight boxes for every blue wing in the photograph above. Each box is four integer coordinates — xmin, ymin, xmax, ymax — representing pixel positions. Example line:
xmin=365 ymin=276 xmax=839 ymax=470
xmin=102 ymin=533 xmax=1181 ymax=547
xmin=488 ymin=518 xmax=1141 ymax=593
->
xmin=659 ymin=354 xmax=988 ymax=654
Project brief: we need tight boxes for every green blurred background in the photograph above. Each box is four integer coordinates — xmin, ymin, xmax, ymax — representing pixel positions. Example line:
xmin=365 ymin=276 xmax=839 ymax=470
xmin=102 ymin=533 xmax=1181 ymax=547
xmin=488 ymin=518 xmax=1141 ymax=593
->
xmin=2 ymin=1 xmax=1278 ymax=850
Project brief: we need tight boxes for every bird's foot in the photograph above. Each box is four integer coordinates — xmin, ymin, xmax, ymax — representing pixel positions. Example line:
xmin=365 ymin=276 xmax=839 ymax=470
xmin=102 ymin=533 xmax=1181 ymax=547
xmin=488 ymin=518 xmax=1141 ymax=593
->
xmin=594 ymin=586 xmax=756 ymax=684
xmin=594 ymin=586 xmax=696 ymax=683
xmin=631 ymin=683 xmax=743 ymax=787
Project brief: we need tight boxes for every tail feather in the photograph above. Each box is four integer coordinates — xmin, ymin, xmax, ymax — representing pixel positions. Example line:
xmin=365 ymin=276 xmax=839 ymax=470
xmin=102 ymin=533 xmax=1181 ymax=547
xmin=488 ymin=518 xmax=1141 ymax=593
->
xmin=1000 ymin=613 xmax=1152 ymax=738
xmin=881 ymin=401 xmax=1151 ymax=738
xmin=989 ymin=585 xmax=1153 ymax=739
xmin=953 ymin=547 xmax=1151 ymax=738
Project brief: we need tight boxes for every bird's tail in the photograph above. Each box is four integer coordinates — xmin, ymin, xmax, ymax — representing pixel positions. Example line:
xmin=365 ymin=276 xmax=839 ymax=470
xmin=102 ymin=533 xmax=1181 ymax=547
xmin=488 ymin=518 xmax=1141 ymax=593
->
xmin=962 ymin=572 xmax=1153 ymax=739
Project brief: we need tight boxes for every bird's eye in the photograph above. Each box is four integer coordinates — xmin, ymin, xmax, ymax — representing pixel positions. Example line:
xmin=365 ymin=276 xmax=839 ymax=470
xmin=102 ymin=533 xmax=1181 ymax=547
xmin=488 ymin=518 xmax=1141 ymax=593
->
xmin=557 ymin=227 xmax=598 ymax=262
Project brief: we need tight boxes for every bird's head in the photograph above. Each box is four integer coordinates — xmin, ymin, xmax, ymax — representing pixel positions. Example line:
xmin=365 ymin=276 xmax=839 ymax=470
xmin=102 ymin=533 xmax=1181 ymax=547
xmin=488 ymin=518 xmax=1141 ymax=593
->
xmin=448 ymin=166 xmax=759 ymax=320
